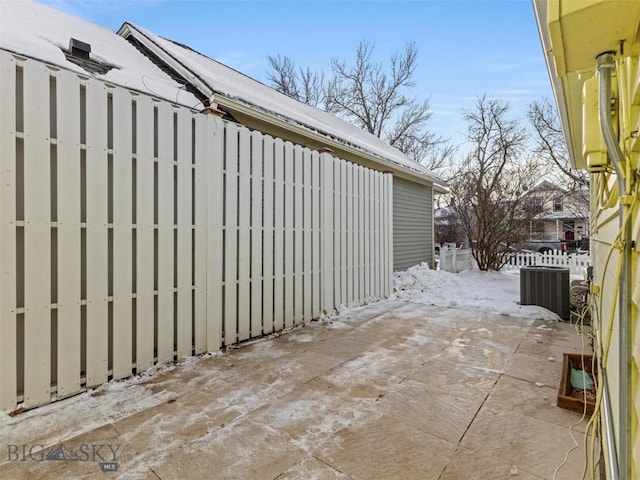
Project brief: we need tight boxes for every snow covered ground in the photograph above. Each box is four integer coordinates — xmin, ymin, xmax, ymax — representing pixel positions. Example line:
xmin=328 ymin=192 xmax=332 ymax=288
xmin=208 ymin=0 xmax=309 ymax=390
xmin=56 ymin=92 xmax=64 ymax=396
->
xmin=391 ymin=262 xmax=560 ymax=320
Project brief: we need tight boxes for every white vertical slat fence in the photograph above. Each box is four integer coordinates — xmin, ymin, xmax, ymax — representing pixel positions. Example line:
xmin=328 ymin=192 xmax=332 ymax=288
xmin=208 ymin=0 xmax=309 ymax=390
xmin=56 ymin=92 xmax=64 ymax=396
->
xmin=0 ymin=52 xmax=393 ymax=412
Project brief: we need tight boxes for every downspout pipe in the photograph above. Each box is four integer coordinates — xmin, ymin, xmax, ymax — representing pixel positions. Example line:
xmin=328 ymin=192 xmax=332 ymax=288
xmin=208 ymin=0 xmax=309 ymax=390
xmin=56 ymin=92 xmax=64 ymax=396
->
xmin=596 ymin=51 xmax=632 ymax=480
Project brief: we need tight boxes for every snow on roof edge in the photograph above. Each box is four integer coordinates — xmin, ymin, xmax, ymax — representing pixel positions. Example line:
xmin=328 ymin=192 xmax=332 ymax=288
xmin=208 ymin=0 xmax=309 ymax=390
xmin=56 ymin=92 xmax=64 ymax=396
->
xmin=121 ymin=22 xmax=447 ymax=187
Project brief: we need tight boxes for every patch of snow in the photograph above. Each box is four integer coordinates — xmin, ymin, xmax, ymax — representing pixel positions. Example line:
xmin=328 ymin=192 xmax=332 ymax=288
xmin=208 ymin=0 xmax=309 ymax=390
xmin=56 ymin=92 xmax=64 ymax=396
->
xmin=391 ymin=262 xmax=560 ymax=320
xmin=291 ymin=333 xmax=314 ymax=343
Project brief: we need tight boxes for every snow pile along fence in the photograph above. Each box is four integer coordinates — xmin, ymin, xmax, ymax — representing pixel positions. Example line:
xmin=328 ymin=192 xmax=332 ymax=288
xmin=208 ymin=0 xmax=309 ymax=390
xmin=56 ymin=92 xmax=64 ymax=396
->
xmin=0 ymin=52 xmax=393 ymax=411
xmin=505 ymin=250 xmax=589 ymax=275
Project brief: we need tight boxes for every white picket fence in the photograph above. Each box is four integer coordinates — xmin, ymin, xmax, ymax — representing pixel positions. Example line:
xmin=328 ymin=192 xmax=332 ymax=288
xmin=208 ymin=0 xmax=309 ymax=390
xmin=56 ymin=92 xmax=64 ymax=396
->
xmin=505 ymin=250 xmax=590 ymax=275
xmin=0 ymin=52 xmax=393 ymax=411
xmin=437 ymin=247 xmax=475 ymax=273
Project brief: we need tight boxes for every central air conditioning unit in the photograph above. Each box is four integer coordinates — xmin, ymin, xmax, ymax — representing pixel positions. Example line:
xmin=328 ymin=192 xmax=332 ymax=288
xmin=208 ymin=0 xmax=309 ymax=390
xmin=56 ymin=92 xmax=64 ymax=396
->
xmin=520 ymin=266 xmax=570 ymax=320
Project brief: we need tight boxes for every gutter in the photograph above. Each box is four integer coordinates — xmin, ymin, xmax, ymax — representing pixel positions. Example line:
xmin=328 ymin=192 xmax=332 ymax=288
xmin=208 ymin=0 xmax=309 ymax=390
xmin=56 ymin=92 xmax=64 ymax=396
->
xmin=596 ymin=51 xmax=632 ymax=480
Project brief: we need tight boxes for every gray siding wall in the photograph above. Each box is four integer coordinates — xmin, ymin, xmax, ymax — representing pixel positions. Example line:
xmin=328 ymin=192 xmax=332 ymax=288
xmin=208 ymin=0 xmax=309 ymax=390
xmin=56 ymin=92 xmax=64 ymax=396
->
xmin=393 ymin=177 xmax=433 ymax=271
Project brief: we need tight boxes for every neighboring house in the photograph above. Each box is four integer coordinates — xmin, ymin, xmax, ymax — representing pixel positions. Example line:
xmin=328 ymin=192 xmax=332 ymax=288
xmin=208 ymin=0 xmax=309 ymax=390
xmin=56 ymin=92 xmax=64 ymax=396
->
xmin=523 ymin=181 xmax=589 ymax=250
xmin=116 ymin=23 xmax=446 ymax=271
xmin=534 ymin=1 xmax=640 ymax=479
xmin=0 ymin=0 xmax=444 ymax=412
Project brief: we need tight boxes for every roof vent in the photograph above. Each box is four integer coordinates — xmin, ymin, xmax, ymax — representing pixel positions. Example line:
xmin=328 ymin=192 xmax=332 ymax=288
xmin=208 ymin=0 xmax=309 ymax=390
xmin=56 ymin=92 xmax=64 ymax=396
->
xmin=69 ymin=38 xmax=91 ymax=60
xmin=62 ymin=38 xmax=115 ymax=76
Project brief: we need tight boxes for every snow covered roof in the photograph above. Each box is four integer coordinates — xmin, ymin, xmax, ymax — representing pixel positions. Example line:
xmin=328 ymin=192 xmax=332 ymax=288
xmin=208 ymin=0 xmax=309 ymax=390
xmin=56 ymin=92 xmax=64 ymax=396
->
xmin=117 ymin=23 xmax=446 ymax=189
xmin=0 ymin=0 xmax=199 ymax=108
xmin=534 ymin=211 xmax=586 ymax=221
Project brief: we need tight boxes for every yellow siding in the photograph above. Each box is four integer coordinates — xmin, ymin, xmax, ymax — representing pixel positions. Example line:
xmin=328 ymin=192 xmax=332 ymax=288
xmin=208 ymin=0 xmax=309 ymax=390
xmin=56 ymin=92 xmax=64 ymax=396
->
xmin=535 ymin=1 xmax=640 ymax=477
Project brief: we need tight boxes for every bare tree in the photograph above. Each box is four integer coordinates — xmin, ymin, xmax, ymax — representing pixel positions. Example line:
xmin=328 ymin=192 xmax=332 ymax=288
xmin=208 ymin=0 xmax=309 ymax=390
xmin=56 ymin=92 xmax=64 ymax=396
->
xmin=267 ymin=54 xmax=328 ymax=108
xmin=266 ymin=41 xmax=452 ymax=172
xmin=528 ymin=98 xmax=589 ymax=226
xmin=449 ymin=96 xmax=542 ymax=271
xmin=267 ymin=54 xmax=300 ymax=100
xmin=528 ymin=98 xmax=589 ymax=189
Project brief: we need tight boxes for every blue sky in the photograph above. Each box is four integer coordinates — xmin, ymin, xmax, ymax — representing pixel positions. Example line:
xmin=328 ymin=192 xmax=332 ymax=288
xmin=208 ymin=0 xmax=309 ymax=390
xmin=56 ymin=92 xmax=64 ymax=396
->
xmin=37 ymin=0 xmax=552 ymax=147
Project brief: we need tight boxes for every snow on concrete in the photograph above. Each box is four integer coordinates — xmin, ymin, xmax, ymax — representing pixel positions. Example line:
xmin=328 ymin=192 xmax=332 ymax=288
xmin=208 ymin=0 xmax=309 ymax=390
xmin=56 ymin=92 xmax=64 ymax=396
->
xmin=0 ymin=261 xmax=558 ymax=473
xmin=391 ymin=262 xmax=560 ymax=321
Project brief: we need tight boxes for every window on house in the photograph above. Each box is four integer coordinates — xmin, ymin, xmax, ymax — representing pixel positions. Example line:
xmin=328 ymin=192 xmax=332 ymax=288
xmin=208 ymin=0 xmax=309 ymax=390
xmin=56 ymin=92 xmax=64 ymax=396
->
xmin=553 ymin=196 xmax=563 ymax=212
xmin=525 ymin=196 xmax=544 ymax=213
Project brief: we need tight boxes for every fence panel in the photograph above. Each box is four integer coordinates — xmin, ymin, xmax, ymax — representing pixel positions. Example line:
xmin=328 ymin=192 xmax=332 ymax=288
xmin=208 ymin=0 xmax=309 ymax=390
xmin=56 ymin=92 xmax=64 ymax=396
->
xmin=303 ymin=149 xmax=312 ymax=323
xmin=205 ymin=115 xmax=223 ymax=352
xmin=0 ymin=52 xmax=17 ymax=410
xmin=55 ymin=69 xmax=82 ymax=397
xmin=84 ymin=79 xmax=109 ymax=388
xmin=294 ymin=145 xmax=304 ymax=324
xmin=0 ymin=61 xmax=395 ymax=411
xmin=311 ymin=152 xmax=321 ymax=318
xmin=505 ymin=250 xmax=589 ymax=275
xmin=156 ymin=101 xmax=175 ymax=363
xmin=321 ymin=154 xmax=334 ymax=309
xmin=22 ymin=60 xmax=51 ymax=405
xmin=134 ymin=95 xmax=156 ymax=370
xmin=364 ymin=168 xmax=372 ymax=302
xmin=176 ymin=107 xmax=193 ymax=359
xmin=237 ymin=128 xmax=251 ymax=341
xmin=224 ymin=122 xmax=239 ymax=346
xmin=273 ymin=138 xmax=285 ymax=332
xmin=111 ymin=87 xmax=133 ymax=379
xmin=284 ymin=142 xmax=295 ymax=328
xmin=262 ymin=136 xmax=275 ymax=334
xmin=250 ymin=131 xmax=264 ymax=338
xmin=193 ymin=114 xmax=209 ymax=354
xmin=340 ymin=161 xmax=348 ymax=306
xmin=332 ymin=157 xmax=341 ymax=307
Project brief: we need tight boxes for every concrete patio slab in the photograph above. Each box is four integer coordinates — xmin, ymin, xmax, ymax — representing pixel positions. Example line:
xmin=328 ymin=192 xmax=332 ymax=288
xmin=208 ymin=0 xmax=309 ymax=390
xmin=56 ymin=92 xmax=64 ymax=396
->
xmin=315 ymin=414 xmax=456 ymax=480
xmin=0 ymin=301 xmax=596 ymax=479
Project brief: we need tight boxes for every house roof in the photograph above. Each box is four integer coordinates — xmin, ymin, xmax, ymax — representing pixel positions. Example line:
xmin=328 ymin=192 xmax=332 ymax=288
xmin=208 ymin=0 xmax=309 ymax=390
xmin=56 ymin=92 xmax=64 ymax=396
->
xmin=0 ymin=0 xmax=199 ymax=108
xmin=117 ymin=22 xmax=447 ymax=191
xmin=533 ymin=211 xmax=586 ymax=221
xmin=527 ymin=180 xmax=566 ymax=193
